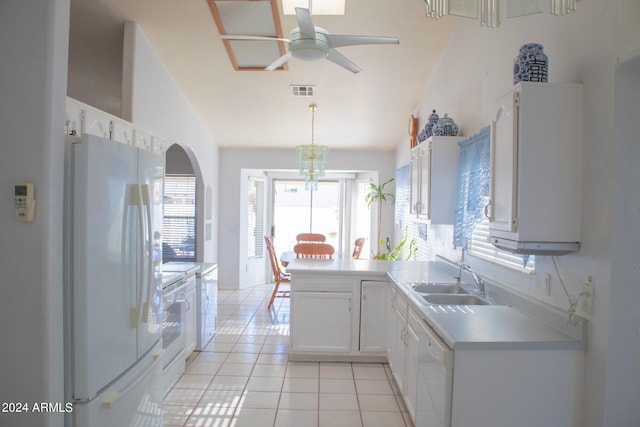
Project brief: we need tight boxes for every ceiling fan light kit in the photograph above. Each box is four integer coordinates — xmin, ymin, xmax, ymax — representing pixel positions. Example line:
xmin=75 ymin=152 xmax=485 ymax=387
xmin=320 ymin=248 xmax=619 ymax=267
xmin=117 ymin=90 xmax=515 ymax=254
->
xmin=289 ymin=29 xmax=330 ymax=61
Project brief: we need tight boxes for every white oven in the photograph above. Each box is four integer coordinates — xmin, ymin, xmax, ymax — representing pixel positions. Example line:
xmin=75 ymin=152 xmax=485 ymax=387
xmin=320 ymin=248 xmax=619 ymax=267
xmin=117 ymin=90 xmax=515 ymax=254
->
xmin=160 ymin=272 xmax=189 ymax=394
xmin=415 ymin=319 xmax=454 ymax=427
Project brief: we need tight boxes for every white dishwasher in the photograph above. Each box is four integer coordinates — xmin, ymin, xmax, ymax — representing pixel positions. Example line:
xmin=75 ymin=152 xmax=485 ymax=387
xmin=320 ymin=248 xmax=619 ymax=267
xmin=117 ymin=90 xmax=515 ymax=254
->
xmin=415 ymin=319 xmax=454 ymax=427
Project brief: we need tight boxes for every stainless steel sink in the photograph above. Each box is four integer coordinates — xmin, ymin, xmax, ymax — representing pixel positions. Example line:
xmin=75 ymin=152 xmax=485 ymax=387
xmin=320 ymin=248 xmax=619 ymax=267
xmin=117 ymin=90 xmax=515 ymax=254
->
xmin=411 ymin=283 xmax=469 ymax=294
xmin=422 ymin=294 xmax=490 ymax=305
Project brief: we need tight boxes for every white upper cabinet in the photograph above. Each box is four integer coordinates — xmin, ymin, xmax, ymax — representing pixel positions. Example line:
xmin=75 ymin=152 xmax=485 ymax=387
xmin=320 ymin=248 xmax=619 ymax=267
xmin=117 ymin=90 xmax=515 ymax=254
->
xmin=409 ymin=136 xmax=463 ymax=223
xmin=489 ymin=82 xmax=583 ymax=254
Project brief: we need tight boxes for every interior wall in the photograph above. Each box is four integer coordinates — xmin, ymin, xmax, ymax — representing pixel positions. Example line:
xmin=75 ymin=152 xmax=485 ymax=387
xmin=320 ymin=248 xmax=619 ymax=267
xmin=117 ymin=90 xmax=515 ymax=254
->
xmin=394 ymin=1 xmax=634 ymax=425
xmin=67 ymin=0 xmax=123 ymax=116
xmin=219 ymin=148 xmax=396 ymax=289
xmin=603 ymin=57 xmax=640 ymax=426
xmin=122 ymin=22 xmax=220 ymax=264
xmin=0 ymin=1 xmax=69 ymax=426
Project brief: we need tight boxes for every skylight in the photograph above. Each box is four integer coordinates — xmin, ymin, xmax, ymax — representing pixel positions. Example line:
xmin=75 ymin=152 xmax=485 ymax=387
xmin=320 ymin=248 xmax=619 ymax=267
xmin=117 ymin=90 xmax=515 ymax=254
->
xmin=281 ymin=0 xmax=345 ymax=15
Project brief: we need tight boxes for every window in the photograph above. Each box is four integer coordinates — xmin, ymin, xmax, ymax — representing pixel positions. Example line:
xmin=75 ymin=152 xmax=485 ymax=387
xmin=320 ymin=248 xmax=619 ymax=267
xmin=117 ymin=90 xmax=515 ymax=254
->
xmin=163 ymin=175 xmax=196 ymax=262
xmin=248 ymin=177 xmax=265 ymax=259
xmin=453 ymin=126 xmax=534 ymax=272
xmin=272 ymin=179 xmax=341 ymax=254
xmin=467 ymin=218 xmax=535 ymax=272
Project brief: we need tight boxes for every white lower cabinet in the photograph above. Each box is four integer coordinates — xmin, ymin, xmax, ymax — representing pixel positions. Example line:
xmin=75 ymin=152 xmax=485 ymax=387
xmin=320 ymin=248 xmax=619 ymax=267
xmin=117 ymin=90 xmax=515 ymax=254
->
xmin=290 ymin=275 xmax=389 ymax=359
xmin=452 ymin=348 xmax=582 ymax=427
xmin=387 ymin=289 xmax=420 ymax=420
xmin=291 ymin=291 xmax=352 ymax=353
xmin=359 ymin=281 xmax=387 ymax=353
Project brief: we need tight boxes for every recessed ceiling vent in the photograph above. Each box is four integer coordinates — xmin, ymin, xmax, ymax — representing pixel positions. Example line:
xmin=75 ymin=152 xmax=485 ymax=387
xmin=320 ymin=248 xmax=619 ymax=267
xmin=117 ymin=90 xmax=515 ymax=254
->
xmin=291 ymin=85 xmax=315 ymax=97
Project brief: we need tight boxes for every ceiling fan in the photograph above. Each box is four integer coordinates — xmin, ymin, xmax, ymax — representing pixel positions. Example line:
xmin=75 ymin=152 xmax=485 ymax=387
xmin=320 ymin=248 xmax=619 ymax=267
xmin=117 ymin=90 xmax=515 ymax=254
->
xmin=219 ymin=1 xmax=399 ymax=74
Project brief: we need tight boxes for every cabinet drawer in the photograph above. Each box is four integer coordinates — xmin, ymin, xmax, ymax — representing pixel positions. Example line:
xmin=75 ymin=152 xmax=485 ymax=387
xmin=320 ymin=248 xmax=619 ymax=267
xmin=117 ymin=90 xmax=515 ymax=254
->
xmin=395 ymin=293 xmax=408 ymax=322
xmin=292 ymin=277 xmax=354 ymax=292
xmin=408 ymin=308 xmax=425 ymax=335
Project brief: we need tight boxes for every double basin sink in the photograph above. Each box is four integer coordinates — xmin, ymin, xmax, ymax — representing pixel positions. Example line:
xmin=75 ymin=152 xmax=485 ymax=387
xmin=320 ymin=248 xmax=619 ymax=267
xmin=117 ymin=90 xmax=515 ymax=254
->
xmin=408 ymin=281 xmax=490 ymax=306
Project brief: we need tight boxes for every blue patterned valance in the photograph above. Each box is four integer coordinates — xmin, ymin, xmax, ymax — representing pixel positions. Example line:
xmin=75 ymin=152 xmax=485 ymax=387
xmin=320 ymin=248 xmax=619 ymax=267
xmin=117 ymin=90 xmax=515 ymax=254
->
xmin=453 ymin=126 xmax=491 ymax=249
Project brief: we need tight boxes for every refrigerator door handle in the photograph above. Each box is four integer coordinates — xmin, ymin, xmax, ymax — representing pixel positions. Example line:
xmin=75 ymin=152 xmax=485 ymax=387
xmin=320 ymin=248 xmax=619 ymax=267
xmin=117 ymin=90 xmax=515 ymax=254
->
xmin=142 ymin=183 xmax=155 ymax=324
xmin=134 ymin=183 xmax=147 ymax=325
xmin=101 ymin=349 xmax=162 ymax=409
xmin=136 ymin=184 xmax=156 ymax=324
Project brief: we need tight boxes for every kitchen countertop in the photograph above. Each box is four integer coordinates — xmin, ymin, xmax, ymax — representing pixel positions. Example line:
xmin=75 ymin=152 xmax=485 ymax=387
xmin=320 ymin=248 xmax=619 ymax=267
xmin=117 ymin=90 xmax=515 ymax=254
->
xmin=287 ymin=259 xmax=583 ymax=351
xmin=163 ymin=261 xmax=217 ymax=277
xmin=285 ymin=258 xmax=393 ymax=275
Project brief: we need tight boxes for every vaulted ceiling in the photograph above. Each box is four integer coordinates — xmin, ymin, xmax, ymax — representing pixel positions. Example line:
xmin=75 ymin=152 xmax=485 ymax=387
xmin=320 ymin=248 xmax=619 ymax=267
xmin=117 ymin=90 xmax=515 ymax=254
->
xmin=68 ymin=0 xmax=458 ymax=150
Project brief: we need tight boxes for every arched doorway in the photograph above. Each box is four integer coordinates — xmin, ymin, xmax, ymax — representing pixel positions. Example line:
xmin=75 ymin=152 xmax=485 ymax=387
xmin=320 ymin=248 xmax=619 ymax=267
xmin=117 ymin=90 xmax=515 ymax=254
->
xmin=163 ymin=143 xmax=205 ymax=263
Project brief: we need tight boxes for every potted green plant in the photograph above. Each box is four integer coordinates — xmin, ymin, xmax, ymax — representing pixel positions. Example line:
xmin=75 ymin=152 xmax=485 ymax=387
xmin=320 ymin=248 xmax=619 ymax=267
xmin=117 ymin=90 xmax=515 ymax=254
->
xmin=376 ymin=226 xmax=418 ymax=261
xmin=365 ymin=178 xmax=394 ymax=258
xmin=365 ymin=178 xmax=418 ymax=260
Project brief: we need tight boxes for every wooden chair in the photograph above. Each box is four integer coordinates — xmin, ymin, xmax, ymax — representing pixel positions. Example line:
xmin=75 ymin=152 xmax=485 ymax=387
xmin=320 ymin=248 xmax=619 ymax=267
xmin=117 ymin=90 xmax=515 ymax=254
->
xmin=296 ymin=233 xmax=326 ymax=243
xmin=264 ymin=235 xmax=291 ymax=309
xmin=352 ymin=238 xmax=366 ymax=259
xmin=294 ymin=242 xmax=335 ymax=259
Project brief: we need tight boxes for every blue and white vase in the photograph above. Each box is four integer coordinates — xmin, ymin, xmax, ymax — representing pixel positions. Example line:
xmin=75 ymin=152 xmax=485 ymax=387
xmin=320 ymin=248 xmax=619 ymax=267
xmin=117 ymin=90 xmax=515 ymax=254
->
xmin=513 ymin=43 xmax=548 ymax=84
xmin=424 ymin=109 xmax=440 ymax=139
xmin=432 ymin=113 xmax=459 ymax=137
xmin=417 ymin=129 xmax=427 ymax=143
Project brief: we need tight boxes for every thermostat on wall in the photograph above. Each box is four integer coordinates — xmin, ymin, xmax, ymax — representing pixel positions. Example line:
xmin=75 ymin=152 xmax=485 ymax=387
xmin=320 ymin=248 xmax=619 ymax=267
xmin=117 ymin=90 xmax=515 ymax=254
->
xmin=14 ymin=182 xmax=35 ymax=222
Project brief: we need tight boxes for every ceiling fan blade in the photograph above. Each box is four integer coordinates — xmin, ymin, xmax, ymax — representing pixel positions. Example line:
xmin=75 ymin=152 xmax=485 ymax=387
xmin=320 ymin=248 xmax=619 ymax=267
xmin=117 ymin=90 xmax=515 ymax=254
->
xmin=219 ymin=35 xmax=290 ymax=43
xmin=295 ymin=7 xmax=316 ymax=38
xmin=326 ymin=49 xmax=362 ymax=74
xmin=265 ymin=53 xmax=292 ymax=71
xmin=326 ymin=34 xmax=399 ymax=49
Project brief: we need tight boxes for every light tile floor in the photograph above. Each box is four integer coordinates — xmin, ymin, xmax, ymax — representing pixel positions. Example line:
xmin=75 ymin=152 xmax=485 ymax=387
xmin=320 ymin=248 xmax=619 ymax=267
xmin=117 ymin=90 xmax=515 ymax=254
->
xmin=163 ymin=283 xmax=414 ymax=427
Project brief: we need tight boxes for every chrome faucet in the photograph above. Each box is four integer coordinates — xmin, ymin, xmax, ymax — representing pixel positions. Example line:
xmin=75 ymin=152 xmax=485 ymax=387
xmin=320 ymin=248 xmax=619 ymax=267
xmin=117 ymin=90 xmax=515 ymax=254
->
xmin=456 ymin=263 xmax=469 ymax=284
xmin=459 ymin=264 xmax=486 ymax=297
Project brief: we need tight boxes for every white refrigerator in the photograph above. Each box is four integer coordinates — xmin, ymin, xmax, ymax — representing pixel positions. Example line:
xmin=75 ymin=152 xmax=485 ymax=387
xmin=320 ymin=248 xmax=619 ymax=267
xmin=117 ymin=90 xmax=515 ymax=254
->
xmin=64 ymin=134 xmax=164 ymax=427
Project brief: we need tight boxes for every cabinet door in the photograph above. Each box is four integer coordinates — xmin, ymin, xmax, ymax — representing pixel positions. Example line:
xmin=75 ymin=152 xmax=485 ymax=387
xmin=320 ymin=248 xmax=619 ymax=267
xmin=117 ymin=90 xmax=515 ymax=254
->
xmin=409 ymin=147 xmax=421 ymax=215
xmin=360 ymin=281 xmax=387 ymax=353
xmin=389 ymin=294 xmax=408 ymax=391
xmin=386 ymin=290 xmax=398 ymax=365
xmin=291 ymin=292 xmax=352 ymax=353
xmin=404 ymin=314 xmax=420 ymax=421
xmin=418 ymin=144 xmax=431 ymax=218
xmin=490 ymin=90 xmax=519 ymax=232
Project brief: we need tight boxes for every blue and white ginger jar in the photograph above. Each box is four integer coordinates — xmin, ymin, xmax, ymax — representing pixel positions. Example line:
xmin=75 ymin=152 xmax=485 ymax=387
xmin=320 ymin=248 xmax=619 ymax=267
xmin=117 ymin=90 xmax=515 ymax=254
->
xmin=432 ymin=113 xmax=459 ymax=137
xmin=423 ymin=109 xmax=440 ymax=139
xmin=513 ymin=43 xmax=548 ymax=84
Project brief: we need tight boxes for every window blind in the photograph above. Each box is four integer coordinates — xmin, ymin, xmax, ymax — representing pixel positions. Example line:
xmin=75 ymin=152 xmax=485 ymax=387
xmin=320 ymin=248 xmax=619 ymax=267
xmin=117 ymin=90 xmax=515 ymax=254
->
xmin=163 ymin=175 xmax=196 ymax=262
xmin=248 ymin=177 xmax=264 ymax=259
xmin=452 ymin=126 xmax=534 ymax=272
xmin=467 ymin=214 xmax=535 ymax=272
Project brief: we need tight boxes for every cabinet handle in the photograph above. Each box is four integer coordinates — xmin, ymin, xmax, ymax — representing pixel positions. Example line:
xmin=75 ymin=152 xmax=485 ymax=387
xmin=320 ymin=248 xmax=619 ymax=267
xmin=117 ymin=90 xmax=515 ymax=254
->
xmin=484 ymin=202 xmax=492 ymax=219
